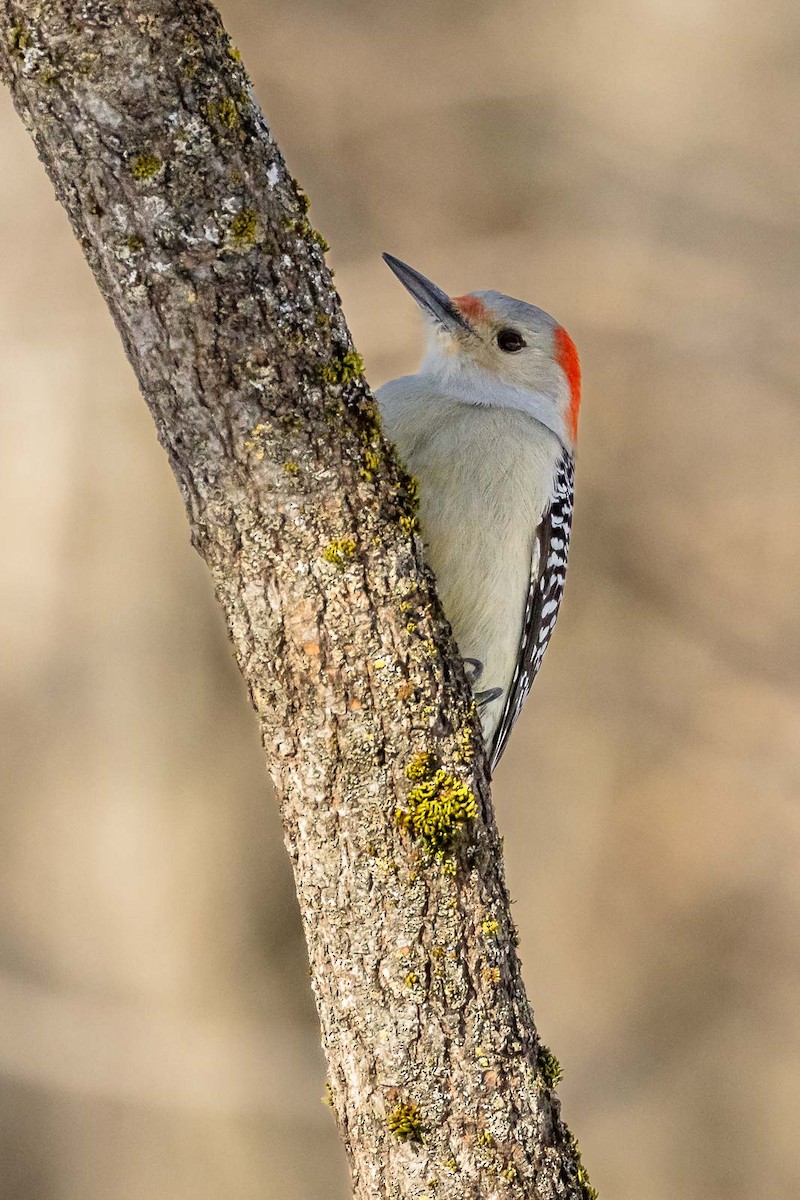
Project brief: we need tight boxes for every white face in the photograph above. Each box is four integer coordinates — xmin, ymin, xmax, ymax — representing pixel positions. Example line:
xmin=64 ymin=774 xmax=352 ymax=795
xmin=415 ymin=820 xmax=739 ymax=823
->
xmin=383 ymin=256 xmax=580 ymax=450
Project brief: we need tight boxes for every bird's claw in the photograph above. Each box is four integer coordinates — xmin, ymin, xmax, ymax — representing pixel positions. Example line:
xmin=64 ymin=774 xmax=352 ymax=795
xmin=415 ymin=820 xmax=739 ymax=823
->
xmin=475 ymin=686 xmax=503 ymax=710
xmin=463 ymin=657 xmax=484 ymax=685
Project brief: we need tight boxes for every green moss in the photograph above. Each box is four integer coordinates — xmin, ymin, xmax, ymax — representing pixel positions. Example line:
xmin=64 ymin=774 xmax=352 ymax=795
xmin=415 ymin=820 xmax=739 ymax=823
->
xmin=229 ymin=207 xmax=260 ymax=248
xmin=565 ymin=1127 xmax=599 ymax=1200
xmin=322 ymin=536 xmax=356 ymax=569
xmin=357 ymin=404 xmax=384 ymax=478
xmin=386 ymin=1101 xmax=424 ymax=1143
xmin=396 ymin=769 xmax=477 ymax=854
xmin=398 ymin=470 xmax=420 ymax=518
xmin=131 ymin=153 xmax=162 ymax=181
xmin=538 ymin=1044 xmax=563 ymax=1089
xmin=360 ymin=402 xmax=382 ymax=439
xmin=316 ymin=349 xmax=365 ymax=388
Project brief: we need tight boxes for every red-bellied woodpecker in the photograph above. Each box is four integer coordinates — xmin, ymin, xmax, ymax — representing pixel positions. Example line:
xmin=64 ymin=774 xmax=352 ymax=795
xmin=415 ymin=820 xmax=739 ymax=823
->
xmin=377 ymin=254 xmax=581 ymax=770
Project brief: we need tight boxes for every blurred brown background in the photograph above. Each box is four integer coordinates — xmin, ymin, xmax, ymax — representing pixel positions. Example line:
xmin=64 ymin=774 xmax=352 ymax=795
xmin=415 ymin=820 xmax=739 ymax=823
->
xmin=1 ymin=1 xmax=799 ymax=1197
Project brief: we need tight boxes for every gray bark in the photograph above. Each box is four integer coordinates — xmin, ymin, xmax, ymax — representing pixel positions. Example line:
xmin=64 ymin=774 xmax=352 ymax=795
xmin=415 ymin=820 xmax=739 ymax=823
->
xmin=0 ymin=3 xmax=596 ymax=1197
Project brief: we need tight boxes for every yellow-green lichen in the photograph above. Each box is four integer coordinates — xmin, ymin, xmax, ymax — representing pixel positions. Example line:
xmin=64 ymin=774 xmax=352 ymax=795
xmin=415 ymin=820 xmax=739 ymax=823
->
xmin=403 ymin=971 xmax=419 ymax=988
xmin=481 ymin=919 xmax=500 ymax=937
xmin=9 ymin=25 xmax=29 ymax=60
xmin=399 ymin=513 xmax=420 ymax=536
xmin=317 ymin=349 xmax=365 ymax=388
xmin=477 ymin=1130 xmax=494 ymax=1149
xmin=455 ymin=724 xmax=475 ymax=765
xmin=396 ymin=769 xmax=477 ymax=854
xmin=386 ymin=1101 xmax=424 ymax=1143
xmin=282 ymin=460 xmax=299 ymax=475
xmin=405 ymin=751 xmax=436 ymax=781
xmin=361 ymin=447 xmax=381 ymax=479
xmin=206 ymin=95 xmax=240 ymax=130
xmin=538 ymin=1044 xmax=563 ymax=1089
xmin=281 ymin=209 xmax=329 ymax=252
xmin=322 ymin=536 xmax=356 ymax=569
xmin=243 ymin=422 xmax=269 ymax=457
xmin=228 ymin=44 xmax=242 ymax=62
xmin=131 ymin=153 xmax=162 ymax=181
xmin=229 ymin=207 xmax=261 ymax=249
xmin=126 ymin=235 xmax=145 ymax=254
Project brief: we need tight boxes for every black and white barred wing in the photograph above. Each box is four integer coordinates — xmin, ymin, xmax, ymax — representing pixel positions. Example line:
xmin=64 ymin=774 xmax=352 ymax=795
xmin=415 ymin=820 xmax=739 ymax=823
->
xmin=489 ymin=452 xmax=575 ymax=770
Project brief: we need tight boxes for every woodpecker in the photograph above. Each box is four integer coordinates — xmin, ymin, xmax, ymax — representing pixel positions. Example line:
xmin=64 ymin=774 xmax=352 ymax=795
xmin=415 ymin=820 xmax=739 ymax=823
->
xmin=377 ymin=254 xmax=580 ymax=770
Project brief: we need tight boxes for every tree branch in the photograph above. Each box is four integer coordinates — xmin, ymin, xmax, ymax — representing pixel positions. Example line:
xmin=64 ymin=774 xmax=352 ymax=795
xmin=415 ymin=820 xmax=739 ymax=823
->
xmin=0 ymin=3 xmax=595 ymax=1197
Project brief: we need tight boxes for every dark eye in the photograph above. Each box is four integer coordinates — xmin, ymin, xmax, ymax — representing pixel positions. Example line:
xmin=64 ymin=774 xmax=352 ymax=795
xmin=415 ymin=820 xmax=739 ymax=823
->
xmin=497 ymin=328 xmax=526 ymax=353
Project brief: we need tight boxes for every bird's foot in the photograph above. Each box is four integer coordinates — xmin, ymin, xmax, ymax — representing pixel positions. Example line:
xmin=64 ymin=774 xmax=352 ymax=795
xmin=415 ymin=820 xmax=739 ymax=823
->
xmin=463 ymin=657 xmax=484 ymax=686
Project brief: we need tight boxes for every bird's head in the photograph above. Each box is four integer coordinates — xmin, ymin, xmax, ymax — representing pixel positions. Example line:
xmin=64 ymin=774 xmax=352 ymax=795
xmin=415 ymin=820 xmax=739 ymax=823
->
xmin=383 ymin=253 xmax=580 ymax=450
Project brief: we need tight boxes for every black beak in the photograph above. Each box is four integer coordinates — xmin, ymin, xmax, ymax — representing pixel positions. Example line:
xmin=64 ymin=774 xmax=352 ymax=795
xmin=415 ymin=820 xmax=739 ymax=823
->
xmin=382 ymin=253 xmax=473 ymax=335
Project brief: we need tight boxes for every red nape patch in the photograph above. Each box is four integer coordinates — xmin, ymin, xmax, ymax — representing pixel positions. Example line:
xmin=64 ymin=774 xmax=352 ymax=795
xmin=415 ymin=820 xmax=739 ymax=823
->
xmin=555 ymin=325 xmax=581 ymax=441
xmin=453 ymin=293 xmax=489 ymax=322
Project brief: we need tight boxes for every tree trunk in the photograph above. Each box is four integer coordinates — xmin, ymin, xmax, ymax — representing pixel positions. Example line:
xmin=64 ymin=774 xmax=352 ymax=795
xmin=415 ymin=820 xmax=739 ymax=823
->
xmin=0 ymin=3 xmax=595 ymax=1197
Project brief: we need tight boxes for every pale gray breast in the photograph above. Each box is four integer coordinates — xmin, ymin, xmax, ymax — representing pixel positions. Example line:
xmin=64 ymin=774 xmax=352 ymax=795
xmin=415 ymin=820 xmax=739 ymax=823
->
xmin=378 ymin=379 xmax=562 ymax=735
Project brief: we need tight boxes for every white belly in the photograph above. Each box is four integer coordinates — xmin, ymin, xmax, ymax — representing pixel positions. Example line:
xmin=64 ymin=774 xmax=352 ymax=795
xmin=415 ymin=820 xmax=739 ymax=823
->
xmin=378 ymin=377 xmax=561 ymax=746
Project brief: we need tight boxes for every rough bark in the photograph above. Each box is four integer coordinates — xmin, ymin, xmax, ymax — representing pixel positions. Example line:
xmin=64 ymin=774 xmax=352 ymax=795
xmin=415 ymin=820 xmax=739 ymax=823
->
xmin=0 ymin=3 xmax=595 ymax=1197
